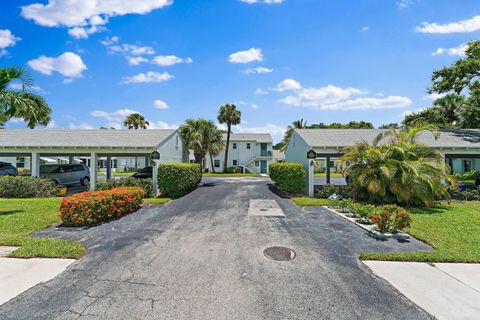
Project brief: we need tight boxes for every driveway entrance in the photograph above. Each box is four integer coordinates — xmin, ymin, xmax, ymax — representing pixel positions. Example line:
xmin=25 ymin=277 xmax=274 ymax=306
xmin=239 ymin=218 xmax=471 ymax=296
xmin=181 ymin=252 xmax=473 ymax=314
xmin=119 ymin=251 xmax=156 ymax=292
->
xmin=0 ymin=177 xmax=432 ymax=319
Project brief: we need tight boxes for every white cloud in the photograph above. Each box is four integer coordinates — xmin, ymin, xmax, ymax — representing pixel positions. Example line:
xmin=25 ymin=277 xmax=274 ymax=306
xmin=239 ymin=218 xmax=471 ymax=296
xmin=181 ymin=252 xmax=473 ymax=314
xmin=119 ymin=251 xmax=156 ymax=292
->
xmin=91 ymin=108 xmax=137 ymax=123
xmin=127 ymin=56 xmax=149 ymax=66
xmin=0 ymin=29 xmax=21 ymax=56
xmin=255 ymin=88 xmax=269 ymax=95
xmin=8 ymin=82 xmax=43 ymax=92
xmin=148 ymin=121 xmax=178 ymax=129
xmin=151 ymin=55 xmax=192 ymax=66
xmin=275 ymin=78 xmax=302 ymax=92
xmin=69 ymin=122 xmax=94 ymax=129
xmin=106 ymin=43 xmax=155 ymax=56
xmin=68 ymin=25 xmax=106 ymax=39
xmin=242 ymin=66 xmax=273 ymax=74
xmin=416 ymin=15 xmax=480 ymax=34
xmin=251 ymin=104 xmax=259 ymax=109
xmin=28 ymin=52 xmax=87 ymax=80
xmin=228 ymin=48 xmax=263 ymax=64
xmin=396 ymin=0 xmax=413 ymax=8
xmin=240 ymin=0 xmax=284 ymax=4
xmin=361 ymin=26 xmax=369 ymax=32
xmin=21 ymin=0 xmax=173 ymax=38
xmin=432 ymin=43 xmax=467 ymax=57
xmin=422 ymin=93 xmax=447 ymax=101
xmin=280 ymin=81 xmax=411 ymax=110
xmin=153 ymin=99 xmax=168 ymax=109
xmin=122 ymin=71 xmax=173 ymax=84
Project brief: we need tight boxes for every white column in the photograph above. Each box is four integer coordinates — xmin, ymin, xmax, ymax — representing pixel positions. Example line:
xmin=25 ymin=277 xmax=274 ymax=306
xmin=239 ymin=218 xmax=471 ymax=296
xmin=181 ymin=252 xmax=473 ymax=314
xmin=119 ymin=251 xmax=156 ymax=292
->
xmin=152 ymin=160 xmax=158 ymax=197
xmin=90 ymin=152 xmax=97 ymax=191
xmin=31 ymin=152 xmax=40 ymax=177
xmin=308 ymin=160 xmax=314 ymax=197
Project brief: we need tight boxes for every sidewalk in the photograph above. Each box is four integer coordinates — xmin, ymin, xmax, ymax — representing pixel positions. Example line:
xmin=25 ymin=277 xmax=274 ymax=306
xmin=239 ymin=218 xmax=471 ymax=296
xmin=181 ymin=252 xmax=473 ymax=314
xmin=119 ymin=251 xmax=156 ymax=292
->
xmin=364 ymin=261 xmax=480 ymax=320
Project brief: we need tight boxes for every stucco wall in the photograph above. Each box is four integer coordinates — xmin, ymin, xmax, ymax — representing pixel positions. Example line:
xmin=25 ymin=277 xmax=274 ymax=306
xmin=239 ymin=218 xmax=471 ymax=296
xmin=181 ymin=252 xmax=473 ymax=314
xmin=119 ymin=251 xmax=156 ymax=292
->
xmin=285 ymin=131 xmax=310 ymax=170
xmin=157 ymin=131 xmax=187 ymax=163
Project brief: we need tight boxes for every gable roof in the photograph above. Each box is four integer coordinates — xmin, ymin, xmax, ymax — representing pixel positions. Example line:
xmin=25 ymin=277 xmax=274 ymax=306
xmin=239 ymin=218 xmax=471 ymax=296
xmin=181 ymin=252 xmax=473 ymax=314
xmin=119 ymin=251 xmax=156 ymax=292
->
xmin=295 ymin=129 xmax=480 ymax=149
xmin=0 ymin=129 xmax=177 ymax=148
xmin=225 ymin=133 xmax=272 ymax=143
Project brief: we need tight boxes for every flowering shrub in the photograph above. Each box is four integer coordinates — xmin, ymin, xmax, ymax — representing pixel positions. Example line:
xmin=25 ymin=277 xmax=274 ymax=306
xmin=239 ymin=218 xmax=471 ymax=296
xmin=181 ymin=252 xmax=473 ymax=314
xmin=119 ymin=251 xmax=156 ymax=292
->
xmin=0 ymin=176 xmax=57 ymax=198
xmin=371 ymin=205 xmax=412 ymax=234
xmin=59 ymin=187 xmax=145 ymax=227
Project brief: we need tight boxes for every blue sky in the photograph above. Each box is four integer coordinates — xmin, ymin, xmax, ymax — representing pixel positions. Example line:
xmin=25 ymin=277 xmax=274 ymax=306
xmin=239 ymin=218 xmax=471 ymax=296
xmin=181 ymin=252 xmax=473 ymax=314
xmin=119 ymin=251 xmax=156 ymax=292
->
xmin=1 ymin=0 xmax=479 ymax=141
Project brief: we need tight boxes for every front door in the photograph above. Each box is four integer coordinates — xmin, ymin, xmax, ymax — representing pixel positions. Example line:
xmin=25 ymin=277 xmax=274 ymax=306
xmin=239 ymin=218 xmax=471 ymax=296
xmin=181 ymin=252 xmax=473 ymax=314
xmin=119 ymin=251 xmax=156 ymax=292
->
xmin=260 ymin=160 xmax=267 ymax=174
xmin=260 ymin=143 xmax=268 ymax=157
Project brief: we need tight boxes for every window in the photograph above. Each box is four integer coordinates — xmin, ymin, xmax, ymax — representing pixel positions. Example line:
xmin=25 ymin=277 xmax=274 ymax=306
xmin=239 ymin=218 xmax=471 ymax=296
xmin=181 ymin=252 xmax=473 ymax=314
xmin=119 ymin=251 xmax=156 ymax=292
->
xmin=73 ymin=165 xmax=84 ymax=172
xmin=464 ymin=160 xmax=473 ymax=172
xmin=255 ymin=161 xmax=259 ymax=167
xmin=233 ymin=160 xmax=238 ymax=166
xmin=214 ymin=160 xmax=221 ymax=168
xmin=233 ymin=143 xmax=237 ymax=149
xmin=246 ymin=143 xmax=251 ymax=149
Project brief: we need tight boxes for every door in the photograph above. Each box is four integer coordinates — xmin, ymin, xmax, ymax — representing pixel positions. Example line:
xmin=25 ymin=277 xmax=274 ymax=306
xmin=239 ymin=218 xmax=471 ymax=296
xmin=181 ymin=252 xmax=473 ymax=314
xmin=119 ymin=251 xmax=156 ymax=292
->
xmin=260 ymin=143 xmax=268 ymax=157
xmin=260 ymin=160 xmax=267 ymax=174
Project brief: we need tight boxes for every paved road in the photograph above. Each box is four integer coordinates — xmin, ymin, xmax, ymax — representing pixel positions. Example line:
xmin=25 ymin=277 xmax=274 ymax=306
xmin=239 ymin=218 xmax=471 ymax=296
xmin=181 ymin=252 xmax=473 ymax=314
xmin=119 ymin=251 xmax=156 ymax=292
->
xmin=0 ymin=177 xmax=433 ymax=319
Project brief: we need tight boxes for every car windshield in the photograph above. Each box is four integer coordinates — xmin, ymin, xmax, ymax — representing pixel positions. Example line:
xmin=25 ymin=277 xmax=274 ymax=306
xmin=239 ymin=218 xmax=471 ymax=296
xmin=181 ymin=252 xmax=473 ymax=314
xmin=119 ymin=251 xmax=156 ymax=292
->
xmin=41 ymin=165 xmax=60 ymax=173
xmin=140 ymin=167 xmax=152 ymax=173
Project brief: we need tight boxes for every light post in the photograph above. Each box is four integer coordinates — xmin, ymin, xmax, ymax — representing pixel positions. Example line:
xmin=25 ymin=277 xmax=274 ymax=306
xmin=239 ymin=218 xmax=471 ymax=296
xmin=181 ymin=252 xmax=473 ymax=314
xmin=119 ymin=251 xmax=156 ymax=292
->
xmin=307 ymin=150 xmax=316 ymax=197
xmin=151 ymin=151 xmax=160 ymax=196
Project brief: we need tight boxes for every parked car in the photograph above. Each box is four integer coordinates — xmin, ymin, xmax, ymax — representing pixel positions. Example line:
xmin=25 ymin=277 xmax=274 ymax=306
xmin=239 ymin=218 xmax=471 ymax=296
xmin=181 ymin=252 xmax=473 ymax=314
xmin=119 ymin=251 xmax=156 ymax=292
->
xmin=131 ymin=166 xmax=153 ymax=179
xmin=40 ymin=164 xmax=90 ymax=186
xmin=0 ymin=162 xmax=17 ymax=176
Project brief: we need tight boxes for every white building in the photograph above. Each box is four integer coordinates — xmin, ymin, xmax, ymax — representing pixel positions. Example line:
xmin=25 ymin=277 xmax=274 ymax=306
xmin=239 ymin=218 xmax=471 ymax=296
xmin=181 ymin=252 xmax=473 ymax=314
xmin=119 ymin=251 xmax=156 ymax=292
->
xmin=191 ymin=133 xmax=274 ymax=174
xmin=0 ymin=129 xmax=189 ymax=191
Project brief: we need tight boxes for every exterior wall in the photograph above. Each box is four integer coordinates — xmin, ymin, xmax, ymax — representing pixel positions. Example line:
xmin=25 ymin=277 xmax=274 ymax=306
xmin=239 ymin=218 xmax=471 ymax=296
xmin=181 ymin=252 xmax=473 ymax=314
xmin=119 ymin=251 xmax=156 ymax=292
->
xmin=285 ymin=131 xmax=310 ymax=170
xmin=156 ymin=131 xmax=188 ymax=164
xmin=205 ymin=140 xmax=273 ymax=174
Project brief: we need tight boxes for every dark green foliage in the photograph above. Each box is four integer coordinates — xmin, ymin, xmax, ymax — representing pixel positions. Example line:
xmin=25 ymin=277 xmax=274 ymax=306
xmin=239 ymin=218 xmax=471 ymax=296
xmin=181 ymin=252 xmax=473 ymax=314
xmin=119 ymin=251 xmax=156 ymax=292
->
xmin=0 ymin=176 xmax=57 ymax=198
xmin=225 ymin=167 xmax=237 ymax=173
xmin=448 ymin=187 xmax=480 ymax=201
xmin=158 ymin=163 xmax=202 ymax=198
xmin=269 ymin=162 xmax=306 ymax=193
xmin=315 ymin=184 xmax=350 ymax=199
xmin=97 ymin=177 xmax=154 ymax=198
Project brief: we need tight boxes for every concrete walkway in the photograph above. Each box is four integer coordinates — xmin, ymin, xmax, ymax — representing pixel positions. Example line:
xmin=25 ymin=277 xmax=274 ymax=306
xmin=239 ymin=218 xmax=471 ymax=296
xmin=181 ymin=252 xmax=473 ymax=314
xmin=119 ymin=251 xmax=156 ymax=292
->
xmin=0 ymin=177 xmax=433 ymax=319
xmin=364 ymin=261 xmax=480 ymax=320
xmin=0 ymin=246 xmax=74 ymax=306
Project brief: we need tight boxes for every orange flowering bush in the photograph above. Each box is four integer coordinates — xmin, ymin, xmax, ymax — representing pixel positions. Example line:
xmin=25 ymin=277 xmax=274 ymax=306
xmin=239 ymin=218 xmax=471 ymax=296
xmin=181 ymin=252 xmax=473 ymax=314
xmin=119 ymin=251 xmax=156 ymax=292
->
xmin=371 ymin=205 xmax=412 ymax=234
xmin=60 ymin=187 xmax=145 ymax=227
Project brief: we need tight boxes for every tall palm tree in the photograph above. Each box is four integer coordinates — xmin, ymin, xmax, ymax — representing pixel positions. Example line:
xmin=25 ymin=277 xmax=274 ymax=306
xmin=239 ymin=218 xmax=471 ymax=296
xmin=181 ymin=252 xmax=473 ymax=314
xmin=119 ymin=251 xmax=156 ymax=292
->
xmin=280 ymin=118 xmax=308 ymax=151
xmin=179 ymin=118 xmax=224 ymax=168
xmin=0 ymin=66 xmax=51 ymax=128
xmin=340 ymin=126 xmax=451 ymax=207
xmin=123 ymin=113 xmax=150 ymax=130
xmin=217 ymin=104 xmax=241 ymax=172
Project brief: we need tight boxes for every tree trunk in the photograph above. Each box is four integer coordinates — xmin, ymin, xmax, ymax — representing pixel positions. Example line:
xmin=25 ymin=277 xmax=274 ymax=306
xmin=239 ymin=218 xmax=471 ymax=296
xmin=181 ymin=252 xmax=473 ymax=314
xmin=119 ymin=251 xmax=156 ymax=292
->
xmin=209 ymin=152 xmax=216 ymax=173
xmin=223 ymin=124 xmax=231 ymax=173
xmin=194 ymin=153 xmax=204 ymax=171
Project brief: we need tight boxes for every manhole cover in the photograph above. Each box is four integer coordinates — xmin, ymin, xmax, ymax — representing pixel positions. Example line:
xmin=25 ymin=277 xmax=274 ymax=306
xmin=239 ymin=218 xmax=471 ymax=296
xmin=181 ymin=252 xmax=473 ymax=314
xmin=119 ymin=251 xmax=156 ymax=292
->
xmin=264 ymin=246 xmax=296 ymax=261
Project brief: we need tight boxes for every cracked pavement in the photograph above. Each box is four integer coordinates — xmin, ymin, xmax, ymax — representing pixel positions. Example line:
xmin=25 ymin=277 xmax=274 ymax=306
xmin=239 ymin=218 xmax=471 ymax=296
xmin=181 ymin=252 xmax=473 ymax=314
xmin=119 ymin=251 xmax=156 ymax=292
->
xmin=0 ymin=177 xmax=434 ymax=319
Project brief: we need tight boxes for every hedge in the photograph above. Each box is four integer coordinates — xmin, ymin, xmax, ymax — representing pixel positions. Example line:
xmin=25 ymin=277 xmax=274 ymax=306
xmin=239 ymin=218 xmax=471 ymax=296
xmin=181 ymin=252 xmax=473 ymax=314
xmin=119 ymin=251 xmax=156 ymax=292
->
xmin=60 ymin=187 xmax=145 ymax=227
xmin=0 ymin=176 xmax=57 ymax=198
xmin=97 ymin=177 xmax=154 ymax=198
xmin=269 ymin=162 xmax=306 ymax=193
xmin=158 ymin=163 xmax=202 ymax=198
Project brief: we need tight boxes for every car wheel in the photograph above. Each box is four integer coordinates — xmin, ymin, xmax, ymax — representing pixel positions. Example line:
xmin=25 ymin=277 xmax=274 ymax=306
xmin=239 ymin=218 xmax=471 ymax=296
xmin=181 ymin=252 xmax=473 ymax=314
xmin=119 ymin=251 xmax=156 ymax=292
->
xmin=81 ymin=177 xmax=90 ymax=186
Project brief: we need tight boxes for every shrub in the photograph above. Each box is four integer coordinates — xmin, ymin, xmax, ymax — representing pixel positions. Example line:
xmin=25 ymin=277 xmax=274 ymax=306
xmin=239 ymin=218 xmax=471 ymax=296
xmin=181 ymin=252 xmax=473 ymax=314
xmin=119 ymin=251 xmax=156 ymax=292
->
xmin=448 ymin=186 xmax=480 ymax=201
xmin=97 ymin=177 xmax=154 ymax=198
xmin=225 ymin=167 xmax=237 ymax=173
xmin=59 ymin=187 xmax=145 ymax=227
xmin=454 ymin=170 xmax=480 ymax=181
xmin=371 ymin=205 xmax=412 ymax=234
xmin=347 ymin=202 xmax=378 ymax=220
xmin=316 ymin=184 xmax=350 ymax=199
xmin=0 ymin=176 xmax=57 ymax=198
xmin=158 ymin=163 xmax=202 ymax=198
xmin=269 ymin=162 xmax=306 ymax=194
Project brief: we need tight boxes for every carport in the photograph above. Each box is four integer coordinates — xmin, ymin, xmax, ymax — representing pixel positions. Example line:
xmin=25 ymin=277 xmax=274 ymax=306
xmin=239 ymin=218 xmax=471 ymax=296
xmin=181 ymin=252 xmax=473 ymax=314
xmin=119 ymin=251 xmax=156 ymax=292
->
xmin=0 ymin=129 xmax=189 ymax=193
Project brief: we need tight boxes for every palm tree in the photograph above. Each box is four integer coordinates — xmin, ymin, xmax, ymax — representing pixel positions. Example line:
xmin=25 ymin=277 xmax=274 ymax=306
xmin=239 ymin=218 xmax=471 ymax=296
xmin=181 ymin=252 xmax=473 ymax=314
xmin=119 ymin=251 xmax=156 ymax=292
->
xmin=179 ymin=118 xmax=224 ymax=168
xmin=217 ymin=104 xmax=241 ymax=172
xmin=280 ymin=118 xmax=308 ymax=151
xmin=0 ymin=66 xmax=52 ymax=128
xmin=340 ymin=126 xmax=451 ymax=207
xmin=123 ymin=113 xmax=150 ymax=130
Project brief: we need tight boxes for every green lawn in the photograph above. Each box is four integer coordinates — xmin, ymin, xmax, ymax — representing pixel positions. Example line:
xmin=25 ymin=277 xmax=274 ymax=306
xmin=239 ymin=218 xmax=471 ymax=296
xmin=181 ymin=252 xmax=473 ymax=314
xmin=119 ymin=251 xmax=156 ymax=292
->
xmin=292 ymin=197 xmax=335 ymax=207
xmin=143 ymin=198 xmax=171 ymax=205
xmin=314 ymin=172 xmax=343 ymax=177
xmin=0 ymin=198 xmax=87 ymax=259
xmin=203 ymin=173 xmax=263 ymax=177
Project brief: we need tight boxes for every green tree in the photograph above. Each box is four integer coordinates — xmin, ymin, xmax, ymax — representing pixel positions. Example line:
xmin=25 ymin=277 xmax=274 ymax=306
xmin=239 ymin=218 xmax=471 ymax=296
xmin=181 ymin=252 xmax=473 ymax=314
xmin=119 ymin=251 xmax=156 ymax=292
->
xmin=217 ymin=104 xmax=241 ymax=172
xmin=123 ymin=113 xmax=150 ymax=130
xmin=428 ymin=40 xmax=480 ymax=128
xmin=179 ymin=118 xmax=224 ymax=168
xmin=0 ymin=66 xmax=52 ymax=128
xmin=340 ymin=126 xmax=451 ymax=207
xmin=279 ymin=118 xmax=308 ymax=151
xmin=379 ymin=123 xmax=400 ymax=129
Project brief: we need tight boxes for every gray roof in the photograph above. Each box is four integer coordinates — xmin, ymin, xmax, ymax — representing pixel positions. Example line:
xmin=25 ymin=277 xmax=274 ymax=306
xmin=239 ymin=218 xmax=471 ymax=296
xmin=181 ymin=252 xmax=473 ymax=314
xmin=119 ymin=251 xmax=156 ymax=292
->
xmin=295 ymin=129 xmax=480 ymax=149
xmin=225 ymin=133 xmax=272 ymax=143
xmin=0 ymin=129 xmax=176 ymax=148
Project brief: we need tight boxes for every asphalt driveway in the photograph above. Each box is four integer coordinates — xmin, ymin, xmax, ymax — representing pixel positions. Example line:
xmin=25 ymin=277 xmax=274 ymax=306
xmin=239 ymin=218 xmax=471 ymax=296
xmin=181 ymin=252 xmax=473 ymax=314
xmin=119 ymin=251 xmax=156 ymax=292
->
xmin=0 ymin=177 xmax=433 ymax=319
